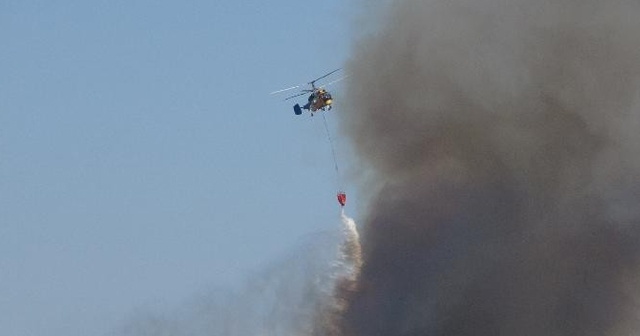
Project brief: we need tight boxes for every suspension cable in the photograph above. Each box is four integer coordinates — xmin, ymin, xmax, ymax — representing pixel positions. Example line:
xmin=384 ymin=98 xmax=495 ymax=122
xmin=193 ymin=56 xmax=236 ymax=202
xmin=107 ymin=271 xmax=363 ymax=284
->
xmin=322 ymin=112 xmax=340 ymax=180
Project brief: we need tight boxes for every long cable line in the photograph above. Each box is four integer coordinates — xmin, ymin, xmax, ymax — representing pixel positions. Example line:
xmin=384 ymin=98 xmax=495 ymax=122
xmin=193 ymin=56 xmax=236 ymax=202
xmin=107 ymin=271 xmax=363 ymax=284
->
xmin=322 ymin=112 xmax=340 ymax=178
xmin=322 ymin=112 xmax=347 ymax=207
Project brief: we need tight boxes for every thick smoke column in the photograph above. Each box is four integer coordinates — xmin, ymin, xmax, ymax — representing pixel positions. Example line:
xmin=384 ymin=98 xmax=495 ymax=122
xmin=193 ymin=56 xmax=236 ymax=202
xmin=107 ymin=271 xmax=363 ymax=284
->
xmin=335 ymin=0 xmax=640 ymax=335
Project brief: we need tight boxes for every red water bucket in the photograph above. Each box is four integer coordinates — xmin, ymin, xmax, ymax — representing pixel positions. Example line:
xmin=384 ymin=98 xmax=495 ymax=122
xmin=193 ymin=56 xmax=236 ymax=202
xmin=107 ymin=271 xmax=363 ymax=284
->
xmin=337 ymin=192 xmax=347 ymax=207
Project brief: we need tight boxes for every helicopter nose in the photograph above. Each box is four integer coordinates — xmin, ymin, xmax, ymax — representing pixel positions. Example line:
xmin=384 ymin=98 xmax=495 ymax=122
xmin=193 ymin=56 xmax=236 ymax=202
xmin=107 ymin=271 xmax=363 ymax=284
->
xmin=325 ymin=99 xmax=333 ymax=105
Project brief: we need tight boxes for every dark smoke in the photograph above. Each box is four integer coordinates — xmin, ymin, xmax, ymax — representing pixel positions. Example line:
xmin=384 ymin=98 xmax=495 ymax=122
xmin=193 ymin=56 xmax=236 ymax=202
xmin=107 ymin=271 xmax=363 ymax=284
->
xmin=332 ymin=0 xmax=640 ymax=335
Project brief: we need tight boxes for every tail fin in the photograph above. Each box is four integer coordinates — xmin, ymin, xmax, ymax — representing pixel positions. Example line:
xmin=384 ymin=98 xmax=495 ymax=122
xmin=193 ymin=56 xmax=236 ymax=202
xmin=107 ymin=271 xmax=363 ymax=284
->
xmin=294 ymin=104 xmax=303 ymax=115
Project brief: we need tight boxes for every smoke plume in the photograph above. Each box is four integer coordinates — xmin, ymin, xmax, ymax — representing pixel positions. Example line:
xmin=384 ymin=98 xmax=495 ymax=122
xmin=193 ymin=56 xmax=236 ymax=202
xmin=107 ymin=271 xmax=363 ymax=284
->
xmin=113 ymin=232 xmax=342 ymax=336
xmin=332 ymin=0 xmax=640 ymax=335
xmin=113 ymin=215 xmax=363 ymax=336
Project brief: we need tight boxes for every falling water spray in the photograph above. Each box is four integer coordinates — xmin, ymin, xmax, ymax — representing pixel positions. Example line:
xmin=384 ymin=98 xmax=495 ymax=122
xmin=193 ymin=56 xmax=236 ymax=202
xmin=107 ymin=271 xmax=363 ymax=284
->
xmin=312 ymin=209 xmax=363 ymax=336
xmin=339 ymin=209 xmax=363 ymax=281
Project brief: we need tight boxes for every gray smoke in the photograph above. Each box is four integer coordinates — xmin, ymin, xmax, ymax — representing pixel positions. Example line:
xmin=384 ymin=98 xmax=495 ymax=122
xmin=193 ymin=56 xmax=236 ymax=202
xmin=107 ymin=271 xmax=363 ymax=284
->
xmin=333 ymin=0 xmax=640 ymax=335
xmin=111 ymin=232 xmax=343 ymax=336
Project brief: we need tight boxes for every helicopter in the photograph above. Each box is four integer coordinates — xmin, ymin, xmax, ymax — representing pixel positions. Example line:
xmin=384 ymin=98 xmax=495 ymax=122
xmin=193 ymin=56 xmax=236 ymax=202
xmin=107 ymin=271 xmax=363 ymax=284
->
xmin=271 ymin=69 xmax=345 ymax=116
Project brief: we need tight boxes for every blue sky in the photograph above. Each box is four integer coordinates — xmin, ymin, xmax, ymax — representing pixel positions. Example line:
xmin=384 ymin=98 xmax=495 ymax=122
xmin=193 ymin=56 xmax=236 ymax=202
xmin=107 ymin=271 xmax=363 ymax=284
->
xmin=0 ymin=1 xmax=357 ymax=335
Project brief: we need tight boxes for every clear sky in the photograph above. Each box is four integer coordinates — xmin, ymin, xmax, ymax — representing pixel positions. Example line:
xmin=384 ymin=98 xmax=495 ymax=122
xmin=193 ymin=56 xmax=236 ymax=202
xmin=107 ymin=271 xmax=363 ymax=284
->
xmin=0 ymin=1 xmax=356 ymax=335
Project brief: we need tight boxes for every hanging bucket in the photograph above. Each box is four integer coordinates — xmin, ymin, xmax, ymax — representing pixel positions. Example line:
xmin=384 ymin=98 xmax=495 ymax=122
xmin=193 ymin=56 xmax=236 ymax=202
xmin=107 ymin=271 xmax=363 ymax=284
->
xmin=337 ymin=191 xmax=347 ymax=207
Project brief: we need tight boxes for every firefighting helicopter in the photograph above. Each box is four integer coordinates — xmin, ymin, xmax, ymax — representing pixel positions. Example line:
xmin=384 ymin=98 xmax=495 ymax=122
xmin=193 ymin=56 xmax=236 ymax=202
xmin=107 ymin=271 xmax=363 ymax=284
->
xmin=271 ymin=69 xmax=348 ymax=207
xmin=271 ymin=69 xmax=344 ymax=116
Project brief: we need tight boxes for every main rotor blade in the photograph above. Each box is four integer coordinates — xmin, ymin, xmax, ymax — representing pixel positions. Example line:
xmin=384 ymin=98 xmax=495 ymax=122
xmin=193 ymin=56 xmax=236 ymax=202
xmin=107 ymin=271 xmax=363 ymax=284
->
xmin=270 ymin=85 xmax=301 ymax=95
xmin=284 ymin=92 xmax=310 ymax=100
xmin=309 ymin=68 xmax=341 ymax=85
xmin=319 ymin=75 xmax=349 ymax=89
